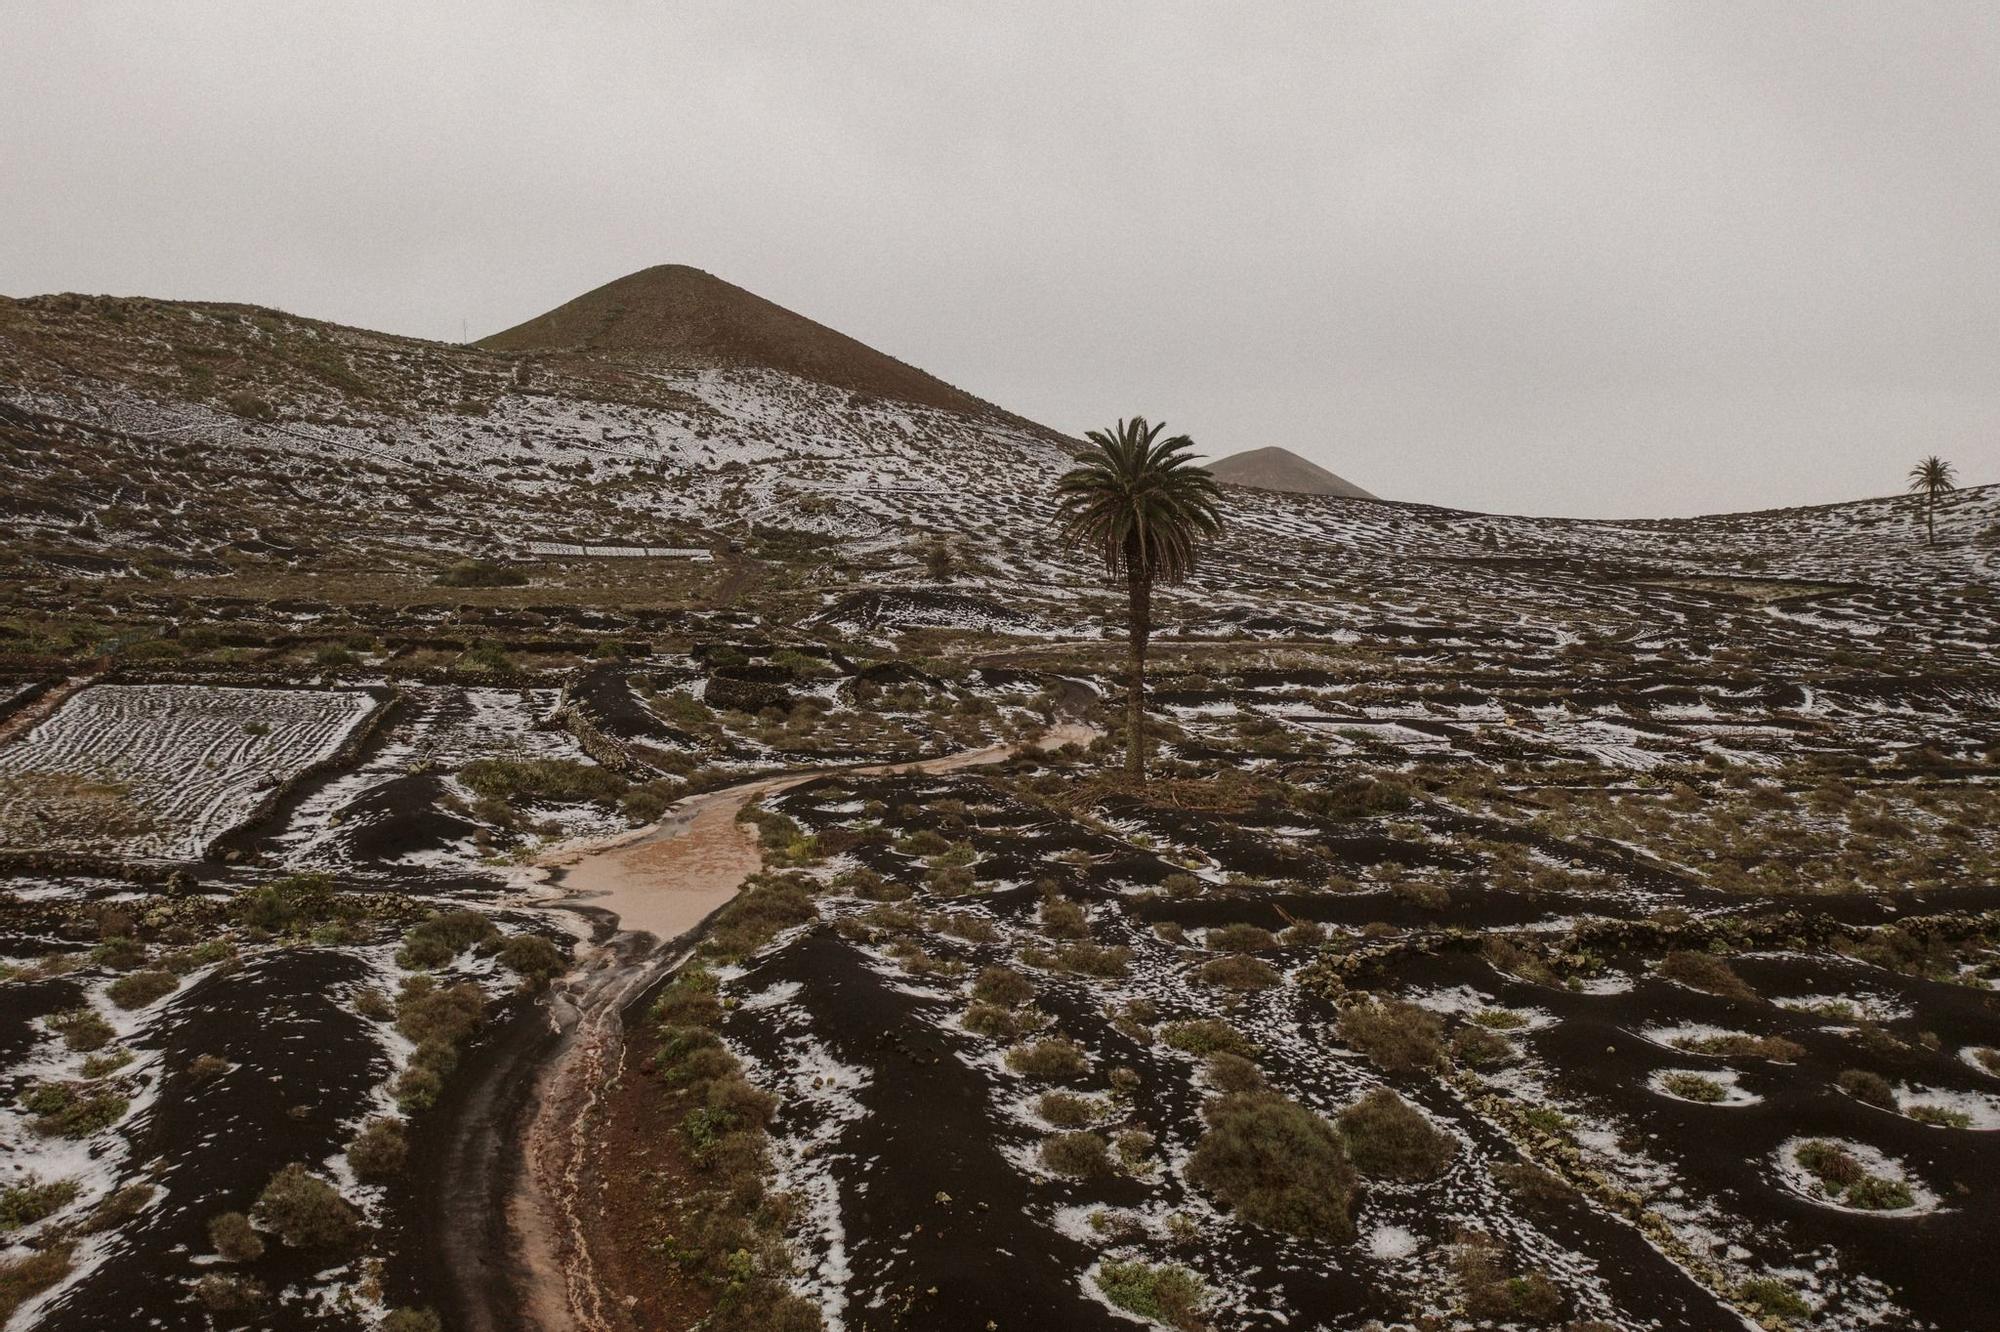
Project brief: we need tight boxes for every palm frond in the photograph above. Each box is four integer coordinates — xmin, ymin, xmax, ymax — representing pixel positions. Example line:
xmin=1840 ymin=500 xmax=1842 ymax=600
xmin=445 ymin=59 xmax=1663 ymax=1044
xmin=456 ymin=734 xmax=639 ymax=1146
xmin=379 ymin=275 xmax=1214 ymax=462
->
xmin=1054 ymin=416 xmax=1226 ymax=584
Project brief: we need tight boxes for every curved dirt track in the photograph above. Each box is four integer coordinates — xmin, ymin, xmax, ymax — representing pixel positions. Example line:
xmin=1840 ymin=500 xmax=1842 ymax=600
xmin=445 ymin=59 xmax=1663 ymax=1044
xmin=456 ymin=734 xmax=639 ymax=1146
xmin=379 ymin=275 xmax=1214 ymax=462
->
xmin=450 ymin=720 xmax=1096 ymax=1332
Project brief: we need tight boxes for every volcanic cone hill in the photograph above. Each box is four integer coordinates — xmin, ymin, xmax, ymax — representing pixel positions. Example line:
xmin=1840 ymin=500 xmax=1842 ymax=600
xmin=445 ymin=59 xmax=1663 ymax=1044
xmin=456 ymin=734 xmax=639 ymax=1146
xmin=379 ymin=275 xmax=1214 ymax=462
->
xmin=1205 ymin=445 xmax=1378 ymax=499
xmin=479 ymin=263 xmax=1005 ymax=419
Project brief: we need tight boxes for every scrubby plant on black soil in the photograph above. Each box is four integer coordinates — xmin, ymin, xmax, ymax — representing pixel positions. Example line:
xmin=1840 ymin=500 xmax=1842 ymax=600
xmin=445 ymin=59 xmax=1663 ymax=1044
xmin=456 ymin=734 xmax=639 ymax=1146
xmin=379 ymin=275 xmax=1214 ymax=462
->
xmin=1338 ymin=998 xmax=1446 ymax=1076
xmin=1031 ymin=941 xmax=1134 ymax=978
xmin=46 ymin=1006 xmax=114 ymax=1051
xmin=1451 ymin=1025 xmax=1516 ymax=1070
xmin=207 ymin=1211 xmax=264 ymax=1261
xmin=971 ymin=964 xmax=1035 ymax=1008
xmin=1660 ymin=1072 xmax=1728 ymax=1102
xmin=459 ymin=757 xmax=626 ymax=805
xmin=1739 ymin=1277 xmax=1812 ymax=1321
xmin=253 ymin=1164 xmax=360 ymax=1250
xmin=636 ymin=964 xmax=823 ymax=1332
xmin=81 ymin=1184 xmax=151 ymax=1235
xmin=233 ymin=871 xmax=358 ymax=936
xmin=1094 ymin=1259 xmax=1209 ymax=1330
xmin=1672 ymin=1032 xmax=1804 ymax=1062
xmin=1794 ymin=1140 xmax=1914 ymax=1210
xmin=499 ymin=932 xmax=567 ymax=988
xmin=1337 ymin=1088 xmax=1455 ymax=1180
xmin=1040 ymin=1131 xmax=1115 ymax=1177
xmin=1006 ymin=1037 xmax=1090 ymax=1081
xmin=1162 ymin=1019 xmax=1255 ymax=1058
xmin=1658 ymin=950 xmax=1756 ymax=999
xmin=193 ymin=1273 xmax=267 ymax=1315
xmin=1204 ymin=1052 xmax=1267 ymax=1094
xmin=346 ymin=1116 xmax=410 ymax=1181
xmin=704 ymin=872 xmax=818 ymax=960
xmin=1837 ymin=1068 xmax=1896 ymax=1109
xmin=1206 ymin=922 xmax=1278 ymax=952
xmin=1186 ymin=1092 xmax=1357 ymax=1241
xmin=20 ymin=1081 xmax=128 ymax=1138
xmin=0 ymin=1245 xmax=72 ymax=1322
xmin=392 ymin=976 xmax=486 ymax=1112
xmin=0 ymin=1177 xmax=78 ymax=1232
xmin=1452 ymin=1229 xmax=1565 ymax=1324
xmin=1037 ymin=1092 xmax=1107 ymax=1127
xmin=381 ymin=1310 xmax=444 ymax=1332
xmin=397 ymin=908 xmax=500 ymax=968
xmin=1198 ymin=954 xmax=1279 ymax=990
xmin=1039 ymin=895 xmax=1090 ymax=939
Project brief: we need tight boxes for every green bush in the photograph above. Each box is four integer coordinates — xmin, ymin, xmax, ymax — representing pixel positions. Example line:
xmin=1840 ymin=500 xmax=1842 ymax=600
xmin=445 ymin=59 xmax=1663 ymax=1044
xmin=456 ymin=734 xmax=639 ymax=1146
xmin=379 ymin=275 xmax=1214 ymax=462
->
xmin=500 ymin=932 xmax=566 ymax=987
xmin=1094 ymin=1259 xmax=1208 ymax=1331
xmin=1837 ymin=1069 xmax=1896 ymax=1109
xmin=253 ymin=1164 xmax=360 ymax=1250
xmin=106 ymin=969 xmax=178 ymax=1010
xmin=0 ymin=1178 xmax=78 ymax=1232
xmin=47 ymin=1007 xmax=114 ymax=1052
xmin=21 ymin=1082 xmax=128 ymax=1138
xmin=1040 ymin=1131 xmax=1114 ymax=1177
xmin=1162 ymin=1019 xmax=1255 ymax=1058
xmin=397 ymin=909 xmax=500 ymax=968
xmin=1186 ymin=1092 xmax=1357 ymax=1240
xmin=1336 ymin=1088 xmax=1455 ymax=1180
xmin=1204 ymin=1052 xmax=1267 ymax=1094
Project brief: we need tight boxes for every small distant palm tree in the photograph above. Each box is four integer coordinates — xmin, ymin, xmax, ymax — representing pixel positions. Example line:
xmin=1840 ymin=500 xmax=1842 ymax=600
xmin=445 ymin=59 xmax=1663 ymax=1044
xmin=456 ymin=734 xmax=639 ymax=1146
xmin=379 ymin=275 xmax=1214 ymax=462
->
xmin=1907 ymin=456 xmax=1957 ymax=548
xmin=1056 ymin=417 xmax=1225 ymax=777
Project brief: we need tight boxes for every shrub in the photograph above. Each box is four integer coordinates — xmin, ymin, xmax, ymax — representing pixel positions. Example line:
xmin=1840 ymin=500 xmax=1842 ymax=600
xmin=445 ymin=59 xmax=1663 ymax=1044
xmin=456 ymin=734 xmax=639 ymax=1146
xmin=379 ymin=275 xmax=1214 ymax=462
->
xmin=0 ymin=1246 xmax=72 ymax=1322
xmin=1036 ymin=1092 xmax=1106 ymax=1128
xmin=1844 ymin=1175 xmax=1914 ymax=1210
xmin=397 ymin=909 xmax=501 ymax=968
xmin=347 ymin=1117 xmax=409 ymax=1181
xmin=1162 ymin=1019 xmax=1255 ymax=1058
xmin=1338 ymin=999 xmax=1445 ymax=1075
xmin=1454 ymin=1230 xmax=1565 ymax=1324
xmin=971 ymin=965 xmax=1034 ymax=1008
xmin=253 ymin=1164 xmax=360 ymax=1250
xmin=1048 ymin=942 xmax=1133 ymax=978
xmin=208 ymin=1211 xmax=263 ymax=1261
xmin=354 ymin=987 xmax=395 ymax=1021
xmin=705 ymin=875 xmax=817 ymax=960
xmin=499 ymin=933 xmax=566 ymax=987
xmin=81 ymin=1184 xmax=151 ymax=1234
xmin=233 ymin=872 xmax=349 ymax=934
xmin=1005 ymin=1037 xmax=1089 ymax=1081
xmin=0 ymin=1178 xmax=78 ymax=1232
xmin=47 ymin=1007 xmax=114 ymax=1052
xmin=395 ymin=977 xmax=486 ymax=1049
xmin=21 ymin=1082 xmax=128 ymax=1138
xmin=963 ymin=1003 xmax=1032 ymax=1041
xmin=1794 ymin=1140 xmax=1864 ymax=1190
xmin=192 ymin=1273 xmax=267 ymax=1315
xmin=1738 ymin=1278 xmax=1811 ymax=1320
xmin=1672 ymin=1032 xmax=1804 ymax=1062
xmin=1094 ymin=1260 xmax=1208 ymax=1330
xmin=1040 ymin=1131 xmax=1114 ymax=1177
xmin=1837 ymin=1069 xmax=1896 ymax=1109
xmin=1206 ymin=923 xmax=1278 ymax=952
xmin=106 ymin=969 xmax=178 ymax=1010
xmin=1204 ymin=1052 xmax=1267 ymax=1094
xmin=1186 ymin=1092 xmax=1357 ymax=1240
xmin=1451 ymin=1025 xmax=1516 ymax=1070
xmin=1660 ymin=1072 xmax=1727 ymax=1103
xmin=1337 ymin=1088 xmax=1454 ymax=1180
xmin=1198 ymin=955 xmax=1279 ymax=990
xmin=459 ymin=758 xmax=624 ymax=805
xmin=1039 ymin=897 xmax=1089 ymax=939
xmin=434 ymin=560 xmax=527 ymax=588
xmin=1658 ymin=950 xmax=1755 ymax=999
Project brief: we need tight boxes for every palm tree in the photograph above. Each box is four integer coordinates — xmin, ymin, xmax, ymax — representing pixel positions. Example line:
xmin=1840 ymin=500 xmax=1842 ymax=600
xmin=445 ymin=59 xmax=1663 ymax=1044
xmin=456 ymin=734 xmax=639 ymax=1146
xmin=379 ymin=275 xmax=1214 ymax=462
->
xmin=1056 ymin=417 xmax=1225 ymax=776
xmin=1907 ymin=456 xmax=1958 ymax=548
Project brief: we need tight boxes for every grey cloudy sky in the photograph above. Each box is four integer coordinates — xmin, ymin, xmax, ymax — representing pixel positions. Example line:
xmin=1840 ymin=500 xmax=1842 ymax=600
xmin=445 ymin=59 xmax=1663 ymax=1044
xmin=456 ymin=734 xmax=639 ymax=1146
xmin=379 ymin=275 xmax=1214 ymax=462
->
xmin=4 ymin=2 xmax=1995 ymax=518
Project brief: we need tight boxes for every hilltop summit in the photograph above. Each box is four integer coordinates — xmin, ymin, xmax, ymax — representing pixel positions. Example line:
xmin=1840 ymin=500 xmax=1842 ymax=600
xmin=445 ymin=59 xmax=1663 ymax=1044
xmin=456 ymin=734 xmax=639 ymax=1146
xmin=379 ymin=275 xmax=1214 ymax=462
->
xmin=1204 ymin=445 xmax=1378 ymax=499
xmin=479 ymin=264 xmax=995 ymax=417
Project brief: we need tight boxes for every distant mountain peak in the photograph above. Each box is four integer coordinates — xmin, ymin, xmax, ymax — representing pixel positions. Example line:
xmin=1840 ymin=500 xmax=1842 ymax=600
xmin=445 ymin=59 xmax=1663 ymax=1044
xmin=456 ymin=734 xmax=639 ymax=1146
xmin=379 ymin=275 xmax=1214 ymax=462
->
xmin=478 ymin=265 xmax=995 ymax=417
xmin=1204 ymin=445 xmax=1378 ymax=500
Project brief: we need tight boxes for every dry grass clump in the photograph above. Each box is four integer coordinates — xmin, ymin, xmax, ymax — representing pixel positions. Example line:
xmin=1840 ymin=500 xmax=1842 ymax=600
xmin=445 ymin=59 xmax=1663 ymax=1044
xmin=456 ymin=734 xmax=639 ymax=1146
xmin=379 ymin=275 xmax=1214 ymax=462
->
xmin=397 ymin=908 xmax=500 ymax=968
xmin=1006 ymin=1037 xmax=1089 ymax=1081
xmin=1336 ymin=1088 xmax=1455 ymax=1180
xmin=1206 ymin=923 xmax=1279 ymax=952
xmin=704 ymin=873 xmax=818 ymax=960
xmin=1338 ymin=998 xmax=1446 ymax=1076
xmin=0 ymin=1244 xmax=72 ymax=1322
xmin=1036 ymin=1092 xmax=1107 ymax=1128
xmin=1040 ymin=1131 xmax=1115 ymax=1177
xmin=253 ymin=1164 xmax=360 ymax=1250
xmin=1039 ymin=896 xmax=1090 ymax=939
xmin=1836 ymin=1069 xmax=1895 ymax=1109
xmin=971 ymin=965 xmax=1034 ymax=1008
xmin=499 ymin=932 xmax=566 ymax=988
xmin=105 ymin=969 xmax=178 ymax=1009
xmin=1162 ymin=1019 xmax=1255 ymax=1058
xmin=392 ymin=976 xmax=486 ymax=1112
xmin=193 ymin=1273 xmax=267 ymax=1315
xmin=1198 ymin=955 xmax=1280 ymax=990
xmin=46 ymin=1007 xmax=114 ymax=1051
xmin=1671 ymin=1031 xmax=1804 ymax=1063
xmin=1657 ymin=950 xmax=1755 ymax=999
xmin=1452 ymin=1229 xmax=1565 ymax=1324
xmin=1451 ymin=1025 xmax=1516 ymax=1070
xmin=1186 ymin=1092 xmax=1357 ymax=1241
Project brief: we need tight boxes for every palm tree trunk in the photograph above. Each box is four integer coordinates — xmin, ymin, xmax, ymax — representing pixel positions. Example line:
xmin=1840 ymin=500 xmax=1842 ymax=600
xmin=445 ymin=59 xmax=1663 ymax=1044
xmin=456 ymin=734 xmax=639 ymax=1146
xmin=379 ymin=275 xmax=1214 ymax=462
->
xmin=1126 ymin=566 xmax=1151 ymax=778
xmin=1928 ymin=494 xmax=1936 ymax=547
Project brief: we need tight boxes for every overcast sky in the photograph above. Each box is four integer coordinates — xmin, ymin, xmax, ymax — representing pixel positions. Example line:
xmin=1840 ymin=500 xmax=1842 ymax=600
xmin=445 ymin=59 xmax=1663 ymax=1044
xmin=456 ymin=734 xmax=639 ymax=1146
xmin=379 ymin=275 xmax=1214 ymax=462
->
xmin=4 ymin=3 xmax=1995 ymax=517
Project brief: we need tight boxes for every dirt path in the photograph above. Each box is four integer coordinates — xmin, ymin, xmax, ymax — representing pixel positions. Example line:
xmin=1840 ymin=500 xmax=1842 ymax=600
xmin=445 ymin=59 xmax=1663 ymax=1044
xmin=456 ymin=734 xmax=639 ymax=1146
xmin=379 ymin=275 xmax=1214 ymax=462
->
xmin=475 ymin=719 xmax=1096 ymax=1332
